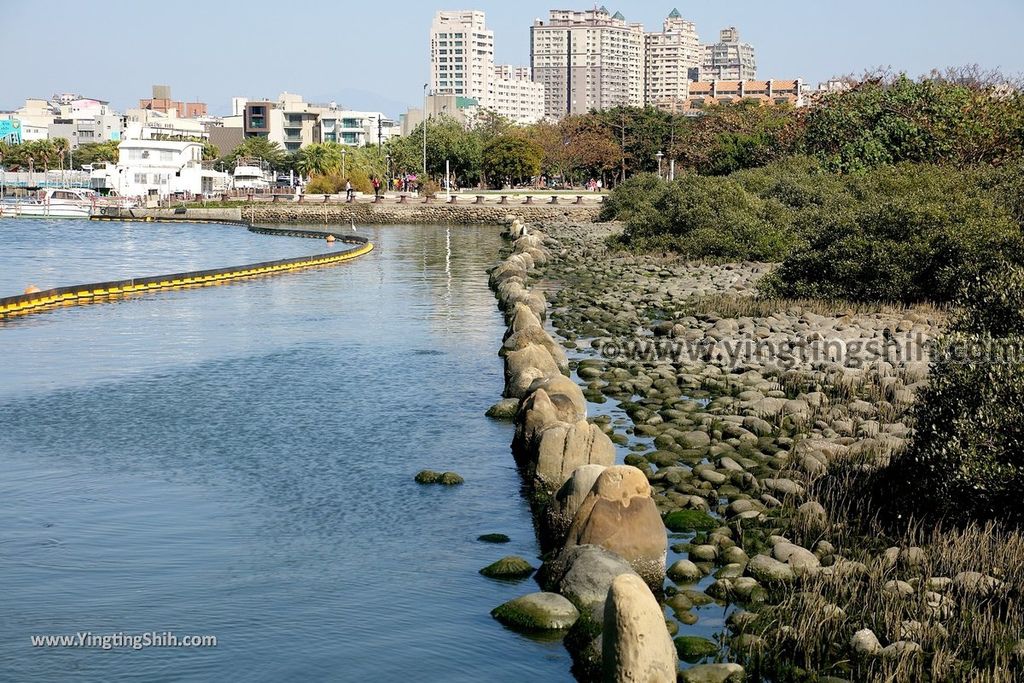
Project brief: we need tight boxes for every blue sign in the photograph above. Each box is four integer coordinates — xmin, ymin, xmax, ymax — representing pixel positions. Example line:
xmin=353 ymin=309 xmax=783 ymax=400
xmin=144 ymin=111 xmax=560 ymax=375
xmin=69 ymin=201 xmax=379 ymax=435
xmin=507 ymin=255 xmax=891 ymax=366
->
xmin=0 ymin=119 xmax=22 ymax=144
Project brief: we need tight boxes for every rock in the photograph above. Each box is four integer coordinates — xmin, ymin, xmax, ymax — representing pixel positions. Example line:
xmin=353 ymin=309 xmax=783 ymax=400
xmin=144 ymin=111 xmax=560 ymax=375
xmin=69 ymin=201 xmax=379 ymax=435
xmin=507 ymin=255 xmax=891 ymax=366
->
xmin=681 ymin=431 xmax=711 ymax=448
xmin=505 ymin=302 xmax=543 ymax=338
xmin=746 ymin=554 xmax=795 ymax=584
xmin=503 ymin=324 xmax=570 ymax=373
xmin=679 ymin=663 xmax=746 ymax=683
xmin=486 ymin=398 xmax=520 ymax=420
xmin=565 ymin=466 xmax=668 ymax=587
xmin=664 ymin=509 xmax=718 ymax=532
xmin=526 ymin=374 xmax=588 ymax=421
xmin=414 ymin=470 xmax=442 ymax=484
xmin=882 ymin=580 xmax=915 ymax=597
xmin=674 ymin=636 xmax=718 ymax=662
xmin=602 ymin=573 xmax=677 ymax=683
xmin=762 ymin=478 xmax=805 ymax=498
xmin=533 ymin=419 xmax=616 ymax=491
xmin=689 ymin=545 xmax=718 ymax=563
xmin=491 ymin=592 xmax=580 ymax=631
xmin=851 ymin=628 xmax=881 ymax=656
xmin=543 ymin=464 xmax=608 ymax=547
xmin=537 ymin=544 xmax=638 ymax=610
xmin=952 ymin=571 xmax=1003 ymax=596
xmin=881 ymin=640 xmax=922 ymax=658
xmin=438 ymin=472 xmax=464 ymax=485
xmin=667 ymin=559 xmax=703 ymax=584
xmin=480 ymin=555 xmax=535 ymax=579
xmin=504 ymin=343 xmax=561 ymax=398
xmin=478 ymin=533 xmax=510 ymax=544
xmin=772 ymin=542 xmax=820 ymax=574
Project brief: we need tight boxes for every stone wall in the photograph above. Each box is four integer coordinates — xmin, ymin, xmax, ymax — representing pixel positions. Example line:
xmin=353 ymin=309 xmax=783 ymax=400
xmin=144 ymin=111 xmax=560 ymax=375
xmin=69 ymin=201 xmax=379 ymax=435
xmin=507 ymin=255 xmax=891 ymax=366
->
xmin=247 ymin=202 xmax=601 ymax=225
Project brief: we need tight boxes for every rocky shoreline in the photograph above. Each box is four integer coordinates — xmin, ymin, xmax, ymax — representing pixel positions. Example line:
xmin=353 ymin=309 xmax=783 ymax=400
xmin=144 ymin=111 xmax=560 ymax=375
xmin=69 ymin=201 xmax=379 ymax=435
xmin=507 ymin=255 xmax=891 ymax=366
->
xmin=481 ymin=218 xmax=1023 ymax=682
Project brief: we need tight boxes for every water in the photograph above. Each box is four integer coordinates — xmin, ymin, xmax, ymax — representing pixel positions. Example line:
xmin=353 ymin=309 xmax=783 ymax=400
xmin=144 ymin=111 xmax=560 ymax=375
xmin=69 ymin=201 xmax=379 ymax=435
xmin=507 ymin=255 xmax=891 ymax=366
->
xmin=0 ymin=219 xmax=572 ymax=682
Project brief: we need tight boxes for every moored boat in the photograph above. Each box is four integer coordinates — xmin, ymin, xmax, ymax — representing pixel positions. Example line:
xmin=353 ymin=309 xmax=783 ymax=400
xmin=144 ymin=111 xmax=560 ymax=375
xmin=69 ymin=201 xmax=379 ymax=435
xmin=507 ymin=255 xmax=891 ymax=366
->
xmin=0 ymin=188 xmax=135 ymax=218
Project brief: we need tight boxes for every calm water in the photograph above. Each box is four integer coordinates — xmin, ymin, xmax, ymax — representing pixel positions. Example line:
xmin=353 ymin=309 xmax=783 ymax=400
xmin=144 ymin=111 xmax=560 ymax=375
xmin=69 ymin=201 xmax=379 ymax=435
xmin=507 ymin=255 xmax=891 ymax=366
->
xmin=0 ymin=219 xmax=572 ymax=682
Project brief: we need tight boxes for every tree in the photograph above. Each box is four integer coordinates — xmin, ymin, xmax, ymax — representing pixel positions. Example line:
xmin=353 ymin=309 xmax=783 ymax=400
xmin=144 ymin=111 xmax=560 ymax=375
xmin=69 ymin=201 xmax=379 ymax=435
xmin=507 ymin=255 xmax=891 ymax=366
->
xmin=202 ymin=142 xmax=219 ymax=161
xmin=225 ymin=137 xmax=285 ymax=168
xmin=390 ymin=114 xmax=481 ymax=186
xmin=297 ymin=143 xmax=342 ymax=177
xmin=481 ymin=135 xmax=542 ymax=188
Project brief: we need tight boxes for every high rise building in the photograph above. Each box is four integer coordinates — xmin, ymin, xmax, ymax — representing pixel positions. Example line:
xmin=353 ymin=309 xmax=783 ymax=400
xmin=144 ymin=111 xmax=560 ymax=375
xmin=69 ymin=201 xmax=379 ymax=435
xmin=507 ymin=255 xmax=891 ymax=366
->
xmin=490 ymin=66 xmax=546 ymax=124
xmin=531 ymin=7 xmax=645 ymax=119
xmin=428 ymin=11 xmax=544 ymax=124
xmin=430 ymin=11 xmax=495 ymax=105
xmin=645 ymin=8 xmax=701 ymax=111
xmin=701 ymin=27 xmax=757 ymax=82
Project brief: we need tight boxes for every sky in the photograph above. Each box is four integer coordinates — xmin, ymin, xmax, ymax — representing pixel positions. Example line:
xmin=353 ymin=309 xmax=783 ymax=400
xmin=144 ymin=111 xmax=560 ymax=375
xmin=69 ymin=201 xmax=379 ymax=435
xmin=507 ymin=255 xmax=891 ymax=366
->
xmin=2 ymin=0 xmax=1022 ymax=117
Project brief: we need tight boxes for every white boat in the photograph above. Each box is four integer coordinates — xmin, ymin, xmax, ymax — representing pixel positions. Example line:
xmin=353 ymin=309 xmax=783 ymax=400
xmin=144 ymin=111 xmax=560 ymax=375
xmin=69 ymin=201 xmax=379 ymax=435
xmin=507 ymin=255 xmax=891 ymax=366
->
xmin=232 ymin=158 xmax=272 ymax=191
xmin=0 ymin=188 xmax=96 ymax=218
xmin=0 ymin=188 xmax=137 ymax=218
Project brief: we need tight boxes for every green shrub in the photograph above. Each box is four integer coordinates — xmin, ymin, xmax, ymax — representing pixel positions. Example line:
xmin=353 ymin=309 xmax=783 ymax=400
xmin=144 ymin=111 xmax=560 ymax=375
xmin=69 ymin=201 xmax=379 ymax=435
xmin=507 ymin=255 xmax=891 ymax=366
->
xmin=880 ymin=265 xmax=1024 ymax=525
xmin=762 ymin=164 xmax=1024 ymax=303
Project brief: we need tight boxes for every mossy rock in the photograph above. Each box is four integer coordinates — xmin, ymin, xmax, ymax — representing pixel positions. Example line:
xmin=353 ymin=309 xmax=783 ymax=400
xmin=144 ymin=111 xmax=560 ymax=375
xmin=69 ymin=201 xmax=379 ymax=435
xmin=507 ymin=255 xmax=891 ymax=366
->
xmin=674 ymin=636 xmax=719 ymax=663
xmin=480 ymin=555 xmax=535 ymax=579
xmin=491 ymin=592 xmax=579 ymax=631
xmin=478 ymin=533 xmax=511 ymax=544
xmin=439 ymin=472 xmax=464 ymax=485
xmin=486 ymin=399 xmax=520 ymax=420
xmin=415 ymin=470 xmax=442 ymax=484
xmin=664 ymin=509 xmax=718 ymax=532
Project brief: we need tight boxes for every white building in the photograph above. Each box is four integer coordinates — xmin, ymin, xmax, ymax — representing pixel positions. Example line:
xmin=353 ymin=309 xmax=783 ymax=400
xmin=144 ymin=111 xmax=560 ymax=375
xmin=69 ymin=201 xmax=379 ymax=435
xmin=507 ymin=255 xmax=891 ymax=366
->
xmin=702 ymin=27 xmax=757 ymax=82
xmin=645 ymin=9 xmax=700 ymax=110
xmin=122 ymin=109 xmax=208 ymax=141
xmin=91 ymin=139 xmax=227 ymax=199
xmin=490 ymin=66 xmax=546 ymax=124
xmin=429 ymin=11 xmax=543 ymax=124
xmin=531 ymin=7 xmax=645 ymax=118
xmin=315 ymin=108 xmax=400 ymax=146
xmin=430 ymin=11 xmax=494 ymax=105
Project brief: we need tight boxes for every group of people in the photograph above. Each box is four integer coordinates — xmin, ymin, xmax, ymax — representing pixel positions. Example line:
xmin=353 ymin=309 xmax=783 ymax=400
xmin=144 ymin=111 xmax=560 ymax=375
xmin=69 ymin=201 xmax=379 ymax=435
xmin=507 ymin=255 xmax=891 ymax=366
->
xmin=586 ymin=178 xmax=604 ymax=192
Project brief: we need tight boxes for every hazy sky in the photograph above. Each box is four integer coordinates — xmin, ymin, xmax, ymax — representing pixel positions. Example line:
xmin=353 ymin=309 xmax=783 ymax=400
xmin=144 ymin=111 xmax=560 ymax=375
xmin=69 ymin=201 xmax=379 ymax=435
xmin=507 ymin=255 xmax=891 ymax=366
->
xmin=2 ymin=0 xmax=1021 ymax=116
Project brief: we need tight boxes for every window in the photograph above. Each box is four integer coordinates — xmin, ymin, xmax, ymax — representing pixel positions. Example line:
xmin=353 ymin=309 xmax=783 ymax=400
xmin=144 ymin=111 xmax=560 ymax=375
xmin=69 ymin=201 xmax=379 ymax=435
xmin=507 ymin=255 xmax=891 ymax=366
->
xmin=134 ymin=173 xmax=147 ymax=183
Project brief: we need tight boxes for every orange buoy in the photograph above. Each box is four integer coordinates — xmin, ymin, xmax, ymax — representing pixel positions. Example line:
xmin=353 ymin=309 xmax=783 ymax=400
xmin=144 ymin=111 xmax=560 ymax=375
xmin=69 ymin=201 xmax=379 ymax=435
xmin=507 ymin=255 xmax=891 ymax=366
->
xmin=24 ymin=284 xmax=41 ymax=294
xmin=326 ymin=234 xmax=336 ymax=243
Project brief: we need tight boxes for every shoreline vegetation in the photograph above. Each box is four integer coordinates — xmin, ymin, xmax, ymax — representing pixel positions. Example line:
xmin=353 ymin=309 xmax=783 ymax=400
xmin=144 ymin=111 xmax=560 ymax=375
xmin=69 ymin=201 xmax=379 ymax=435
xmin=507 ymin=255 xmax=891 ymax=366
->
xmin=477 ymin=71 xmax=1024 ymax=682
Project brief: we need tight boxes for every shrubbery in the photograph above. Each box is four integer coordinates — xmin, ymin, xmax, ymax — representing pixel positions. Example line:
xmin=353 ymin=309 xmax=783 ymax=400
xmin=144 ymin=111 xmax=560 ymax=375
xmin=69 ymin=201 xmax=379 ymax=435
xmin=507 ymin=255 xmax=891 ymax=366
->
xmin=607 ymin=159 xmax=1024 ymax=304
xmin=879 ymin=266 xmax=1024 ymax=525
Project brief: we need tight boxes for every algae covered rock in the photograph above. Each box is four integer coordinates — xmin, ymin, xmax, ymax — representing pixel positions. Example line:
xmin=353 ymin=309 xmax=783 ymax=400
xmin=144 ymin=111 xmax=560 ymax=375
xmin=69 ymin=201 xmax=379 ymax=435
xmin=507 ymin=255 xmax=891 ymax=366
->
xmin=664 ymin=509 xmax=718 ymax=532
xmin=674 ymin=635 xmax=718 ymax=662
xmin=486 ymin=398 xmax=520 ymax=420
xmin=480 ymin=555 xmax=536 ymax=579
xmin=478 ymin=533 xmax=511 ymax=544
xmin=414 ymin=470 xmax=442 ymax=484
xmin=491 ymin=592 xmax=580 ymax=631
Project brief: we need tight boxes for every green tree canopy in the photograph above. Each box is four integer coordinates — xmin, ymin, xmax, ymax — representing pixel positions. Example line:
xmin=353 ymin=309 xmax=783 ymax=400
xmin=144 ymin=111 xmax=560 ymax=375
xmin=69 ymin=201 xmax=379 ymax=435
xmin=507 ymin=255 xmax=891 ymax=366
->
xmin=481 ymin=134 xmax=542 ymax=188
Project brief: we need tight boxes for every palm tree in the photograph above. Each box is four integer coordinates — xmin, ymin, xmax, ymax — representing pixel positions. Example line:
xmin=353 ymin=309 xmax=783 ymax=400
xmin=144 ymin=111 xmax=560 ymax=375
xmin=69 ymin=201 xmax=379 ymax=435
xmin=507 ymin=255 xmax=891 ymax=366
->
xmin=297 ymin=143 xmax=342 ymax=177
xmin=231 ymin=137 xmax=284 ymax=168
xmin=52 ymin=137 xmax=70 ymax=170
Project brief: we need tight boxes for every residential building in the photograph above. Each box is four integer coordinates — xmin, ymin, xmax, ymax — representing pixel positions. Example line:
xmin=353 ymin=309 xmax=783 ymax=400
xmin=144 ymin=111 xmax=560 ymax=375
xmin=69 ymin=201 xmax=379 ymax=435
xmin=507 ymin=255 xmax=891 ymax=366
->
xmin=315 ymin=109 xmax=399 ymax=147
xmin=531 ymin=7 xmax=645 ymax=118
xmin=90 ymin=139 xmax=228 ymax=198
xmin=701 ymin=27 xmax=757 ymax=82
xmin=139 ymin=85 xmax=208 ymax=119
xmin=238 ymin=94 xmax=396 ymax=150
xmin=430 ymin=11 xmax=495 ymax=105
xmin=645 ymin=8 xmax=700 ymax=111
xmin=683 ymin=79 xmax=806 ymax=111
xmin=123 ymin=109 xmax=207 ymax=141
xmin=490 ymin=66 xmax=546 ymax=124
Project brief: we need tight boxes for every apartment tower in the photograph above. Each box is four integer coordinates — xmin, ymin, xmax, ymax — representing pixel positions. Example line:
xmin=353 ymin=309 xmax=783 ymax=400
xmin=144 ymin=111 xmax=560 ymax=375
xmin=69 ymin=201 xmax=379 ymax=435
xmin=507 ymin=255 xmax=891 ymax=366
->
xmin=702 ymin=27 xmax=757 ymax=81
xmin=531 ymin=7 xmax=645 ymax=118
xmin=430 ymin=11 xmax=495 ymax=105
xmin=644 ymin=8 xmax=700 ymax=111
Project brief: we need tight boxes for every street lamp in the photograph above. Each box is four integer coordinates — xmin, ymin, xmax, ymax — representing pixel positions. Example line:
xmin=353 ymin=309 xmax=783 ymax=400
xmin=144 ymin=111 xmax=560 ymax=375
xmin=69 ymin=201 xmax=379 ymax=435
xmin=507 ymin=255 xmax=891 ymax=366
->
xmin=422 ymin=83 xmax=429 ymax=180
xmin=342 ymin=148 xmax=347 ymax=178
xmin=656 ymin=151 xmax=664 ymax=179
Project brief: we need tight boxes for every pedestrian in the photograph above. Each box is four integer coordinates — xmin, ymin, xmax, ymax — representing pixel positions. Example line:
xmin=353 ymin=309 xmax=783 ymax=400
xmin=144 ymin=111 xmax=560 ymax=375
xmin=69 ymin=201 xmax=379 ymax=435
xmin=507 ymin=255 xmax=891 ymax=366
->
xmin=345 ymin=179 xmax=353 ymax=201
xmin=372 ymin=176 xmax=381 ymax=199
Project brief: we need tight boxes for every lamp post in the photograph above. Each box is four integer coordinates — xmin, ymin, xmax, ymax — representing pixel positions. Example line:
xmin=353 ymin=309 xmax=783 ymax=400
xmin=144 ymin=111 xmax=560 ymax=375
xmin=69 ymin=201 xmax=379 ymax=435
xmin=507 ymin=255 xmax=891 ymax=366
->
xmin=656 ymin=150 xmax=664 ymax=179
xmin=422 ymin=83 xmax=428 ymax=180
xmin=341 ymin=148 xmax=347 ymax=179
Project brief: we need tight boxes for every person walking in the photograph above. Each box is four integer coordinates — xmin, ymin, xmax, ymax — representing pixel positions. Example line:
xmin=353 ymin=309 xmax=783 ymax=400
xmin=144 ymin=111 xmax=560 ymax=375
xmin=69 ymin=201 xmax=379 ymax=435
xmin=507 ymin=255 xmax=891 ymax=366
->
xmin=345 ymin=179 xmax=353 ymax=201
xmin=371 ymin=176 xmax=381 ymax=199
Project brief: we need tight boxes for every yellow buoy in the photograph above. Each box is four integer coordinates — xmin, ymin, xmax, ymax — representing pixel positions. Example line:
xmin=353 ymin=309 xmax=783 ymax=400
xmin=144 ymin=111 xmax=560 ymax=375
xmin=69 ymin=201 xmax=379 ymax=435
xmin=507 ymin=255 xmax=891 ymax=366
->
xmin=326 ymin=234 xmax=336 ymax=243
xmin=24 ymin=284 xmax=41 ymax=295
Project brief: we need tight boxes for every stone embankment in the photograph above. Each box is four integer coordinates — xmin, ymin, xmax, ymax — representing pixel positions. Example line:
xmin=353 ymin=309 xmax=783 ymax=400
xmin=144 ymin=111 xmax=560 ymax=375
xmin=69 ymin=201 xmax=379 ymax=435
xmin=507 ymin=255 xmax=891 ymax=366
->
xmin=248 ymin=202 xmax=600 ymax=225
xmin=485 ymin=218 xmax=676 ymax=682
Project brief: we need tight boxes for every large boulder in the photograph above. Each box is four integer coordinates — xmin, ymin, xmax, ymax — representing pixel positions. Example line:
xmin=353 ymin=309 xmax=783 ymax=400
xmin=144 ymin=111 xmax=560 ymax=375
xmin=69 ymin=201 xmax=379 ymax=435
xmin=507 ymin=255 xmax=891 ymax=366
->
xmin=537 ymin=544 xmax=638 ymax=610
xmin=504 ymin=343 xmax=561 ymax=398
xmin=564 ymin=466 xmax=667 ymax=586
xmin=502 ymin=324 xmax=569 ymax=373
xmin=602 ymin=573 xmax=676 ymax=683
xmin=542 ymin=464 xmax=608 ymax=547
xmin=491 ymin=592 xmax=579 ymax=631
xmin=513 ymin=378 xmax=588 ymax=456
xmin=526 ymin=374 xmax=587 ymax=420
xmin=533 ymin=420 xmax=616 ymax=492
xmin=504 ymin=302 xmax=542 ymax=340
xmin=679 ymin=663 xmax=746 ymax=683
